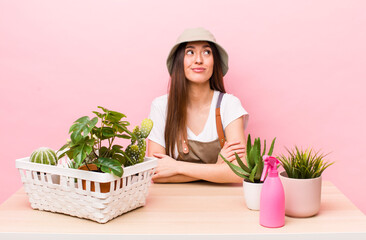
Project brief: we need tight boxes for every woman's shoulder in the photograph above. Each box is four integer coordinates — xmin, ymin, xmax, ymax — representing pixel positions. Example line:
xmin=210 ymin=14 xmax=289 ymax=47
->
xmin=218 ymin=91 xmax=248 ymax=129
xmin=221 ymin=92 xmax=243 ymax=106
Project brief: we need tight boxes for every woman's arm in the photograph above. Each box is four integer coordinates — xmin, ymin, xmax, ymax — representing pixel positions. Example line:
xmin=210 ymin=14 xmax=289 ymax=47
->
xmin=152 ymin=153 xmax=242 ymax=183
xmin=152 ymin=174 xmax=199 ymax=183
xmin=217 ymin=116 xmax=247 ymax=163
xmin=148 ymin=116 xmax=246 ymax=183
xmin=147 ymin=140 xmax=200 ymax=182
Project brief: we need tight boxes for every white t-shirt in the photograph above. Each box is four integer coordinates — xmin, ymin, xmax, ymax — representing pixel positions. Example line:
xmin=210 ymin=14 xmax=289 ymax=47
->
xmin=148 ymin=90 xmax=249 ymax=149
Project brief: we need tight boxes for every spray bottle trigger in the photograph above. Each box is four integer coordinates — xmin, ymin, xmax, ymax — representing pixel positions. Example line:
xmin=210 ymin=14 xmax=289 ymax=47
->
xmin=260 ymin=155 xmax=270 ymax=182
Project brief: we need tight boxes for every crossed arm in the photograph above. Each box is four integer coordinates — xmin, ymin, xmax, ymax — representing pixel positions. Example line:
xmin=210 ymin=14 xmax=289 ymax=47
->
xmin=147 ymin=116 xmax=246 ymax=183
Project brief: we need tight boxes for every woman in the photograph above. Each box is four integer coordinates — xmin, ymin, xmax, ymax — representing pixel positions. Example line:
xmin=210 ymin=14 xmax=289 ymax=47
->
xmin=148 ymin=27 xmax=248 ymax=183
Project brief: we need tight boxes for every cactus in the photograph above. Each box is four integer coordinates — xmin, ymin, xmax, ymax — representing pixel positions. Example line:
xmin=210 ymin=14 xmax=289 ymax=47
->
xmin=140 ymin=119 xmax=153 ymax=138
xmin=30 ymin=147 xmax=58 ymax=165
xmin=124 ymin=119 xmax=153 ymax=166
xmin=131 ymin=126 xmax=141 ymax=144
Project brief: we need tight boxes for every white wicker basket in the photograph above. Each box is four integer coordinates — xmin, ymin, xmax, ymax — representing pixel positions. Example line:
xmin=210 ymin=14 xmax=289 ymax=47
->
xmin=15 ymin=157 xmax=157 ymax=223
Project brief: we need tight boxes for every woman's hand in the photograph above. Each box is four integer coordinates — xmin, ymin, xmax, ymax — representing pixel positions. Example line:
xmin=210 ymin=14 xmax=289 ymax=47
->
xmin=217 ymin=141 xmax=245 ymax=164
xmin=152 ymin=153 xmax=181 ymax=181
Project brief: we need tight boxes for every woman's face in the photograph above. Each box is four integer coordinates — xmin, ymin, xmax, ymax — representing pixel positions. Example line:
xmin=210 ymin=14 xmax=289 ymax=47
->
xmin=183 ymin=41 xmax=214 ymax=84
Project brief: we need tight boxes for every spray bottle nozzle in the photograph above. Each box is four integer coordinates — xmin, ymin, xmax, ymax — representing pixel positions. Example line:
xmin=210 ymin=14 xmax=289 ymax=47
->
xmin=260 ymin=155 xmax=280 ymax=182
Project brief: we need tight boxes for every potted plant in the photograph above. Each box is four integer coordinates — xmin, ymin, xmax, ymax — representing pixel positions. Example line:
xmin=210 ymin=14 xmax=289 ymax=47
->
xmin=58 ymin=106 xmax=153 ymax=192
xmin=16 ymin=106 xmax=157 ymax=223
xmin=278 ymin=146 xmax=334 ymax=217
xmin=221 ymin=134 xmax=276 ymax=210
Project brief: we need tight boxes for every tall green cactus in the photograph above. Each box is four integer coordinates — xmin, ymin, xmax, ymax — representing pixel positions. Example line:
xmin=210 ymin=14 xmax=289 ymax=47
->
xmin=124 ymin=119 xmax=153 ymax=166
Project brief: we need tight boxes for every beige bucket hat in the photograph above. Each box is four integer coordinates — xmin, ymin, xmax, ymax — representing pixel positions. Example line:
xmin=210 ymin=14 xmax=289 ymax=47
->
xmin=166 ymin=27 xmax=229 ymax=76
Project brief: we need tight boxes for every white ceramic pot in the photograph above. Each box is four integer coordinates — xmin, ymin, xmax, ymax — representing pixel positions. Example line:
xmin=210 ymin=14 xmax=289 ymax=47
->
xmin=243 ymin=180 xmax=263 ymax=211
xmin=279 ymin=171 xmax=322 ymax=217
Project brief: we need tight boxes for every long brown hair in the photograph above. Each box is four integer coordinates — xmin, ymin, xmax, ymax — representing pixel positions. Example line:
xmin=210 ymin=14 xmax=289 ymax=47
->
xmin=165 ymin=42 xmax=226 ymax=158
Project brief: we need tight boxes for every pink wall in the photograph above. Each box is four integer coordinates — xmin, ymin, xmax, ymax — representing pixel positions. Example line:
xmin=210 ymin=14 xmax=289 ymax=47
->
xmin=1 ymin=1 xmax=365 ymax=213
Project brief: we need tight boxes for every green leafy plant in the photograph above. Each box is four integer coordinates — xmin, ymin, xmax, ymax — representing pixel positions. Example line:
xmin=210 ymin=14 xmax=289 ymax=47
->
xmin=220 ymin=134 xmax=276 ymax=183
xmin=278 ymin=146 xmax=334 ymax=179
xmin=58 ymin=106 xmax=152 ymax=178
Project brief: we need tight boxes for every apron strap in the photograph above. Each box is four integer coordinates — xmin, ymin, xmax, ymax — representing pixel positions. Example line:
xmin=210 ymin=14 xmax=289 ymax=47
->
xmin=216 ymin=92 xmax=226 ymax=148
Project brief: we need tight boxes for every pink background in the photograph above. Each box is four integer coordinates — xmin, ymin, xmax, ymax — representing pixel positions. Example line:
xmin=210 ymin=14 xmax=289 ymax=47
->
xmin=1 ymin=1 xmax=365 ymax=213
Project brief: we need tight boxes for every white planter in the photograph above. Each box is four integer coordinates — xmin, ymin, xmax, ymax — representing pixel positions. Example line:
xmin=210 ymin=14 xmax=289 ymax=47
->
xmin=243 ymin=180 xmax=263 ymax=211
xmin=15 ymin=157 xmax=157 ymax=223
xmin=279 ymin=171 xmax=322 ymax=217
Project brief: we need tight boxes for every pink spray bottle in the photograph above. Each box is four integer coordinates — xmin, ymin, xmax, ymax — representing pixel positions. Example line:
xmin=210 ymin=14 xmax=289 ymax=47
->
xmin=260 ymin=155 xmax=285 ymax=228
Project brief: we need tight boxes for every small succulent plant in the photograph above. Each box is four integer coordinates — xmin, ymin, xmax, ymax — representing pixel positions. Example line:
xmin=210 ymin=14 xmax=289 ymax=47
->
xmin=221 ymin=134 xmax=276 ymax=183
xmin=278 ymin=146 xmax=334 ymax=179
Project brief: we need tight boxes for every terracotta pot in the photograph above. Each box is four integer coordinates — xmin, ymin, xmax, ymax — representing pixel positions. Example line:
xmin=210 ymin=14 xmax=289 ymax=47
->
xmin=78 ymin=164 xmax=122 ymax=193
xmin=243 ymin=180 xmax=263 ymax=211
xmin=279 ymin=171 xmax=322 ymax=217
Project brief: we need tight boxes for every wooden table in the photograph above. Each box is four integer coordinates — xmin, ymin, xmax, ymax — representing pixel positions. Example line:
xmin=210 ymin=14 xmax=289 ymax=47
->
xmin=0 ymin=181 xmax=365 ymax=240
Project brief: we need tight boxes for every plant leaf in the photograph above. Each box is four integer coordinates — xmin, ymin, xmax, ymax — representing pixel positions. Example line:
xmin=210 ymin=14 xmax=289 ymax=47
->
xmin=262 ymin=139 xmax=266 ymax=156
xmin=255 ymin=156 xmax=264 ymax=181
xmin=234 ymin=153 xmax=251 ymax=173
xmin=246 ymin=134 xmax=252 ymax=156
xmin=97 ymin=157 xmax=123 ymax=177
xmin=92 ymin=111 xmax=105 ymax=118
xmin=249 ymin=165 xmax=258 ymax=183
xmin=267 ymin=137 xmax=276 ymax=155
xmin=112 ymin=153 xmax=126 ymax=165
xmin=69 ymin=116 xmax=88 ymax=132
xmin=222 ymin=158 xmax=250 ymax=179
xmin=100 ymin=166 xmax=111 ymax=173
xmin=97 ymin=106 xmax=108 ymax=113
xmin=69 ymin=116 xmax=98 ymax=143
xmin=58 ymin=142 xmax=70 ymax=154
xmin=114 ymin=123 xmax=136 ymax=138
xmin=101 ymin=127 xmax=115 ymax=138
xmin=116 ymin=134 xmax=132 ymax=139
xmin=112 ymin=145 xmax=124 ymax=151
xmin=72 ymin=139 xmax=94 ymax=168
xmin=106 ymin=111 xmax=126 ymax=123
xmin=120 ymin=121 xmax=130 ymax=126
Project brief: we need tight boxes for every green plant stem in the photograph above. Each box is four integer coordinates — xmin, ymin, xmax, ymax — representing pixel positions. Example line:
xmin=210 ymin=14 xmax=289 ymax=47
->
xmin=92 ymin=148 xmax=98 ymax=159
xmin=98 ymin=136 xmax=102 ymax=151
xmin=85 ymin=162 xmax=91 ymax=171
xmin=107 ymin=137 xmax=115 ymax=157
xmin=99 ymin=115 xmax=105 ymax=151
